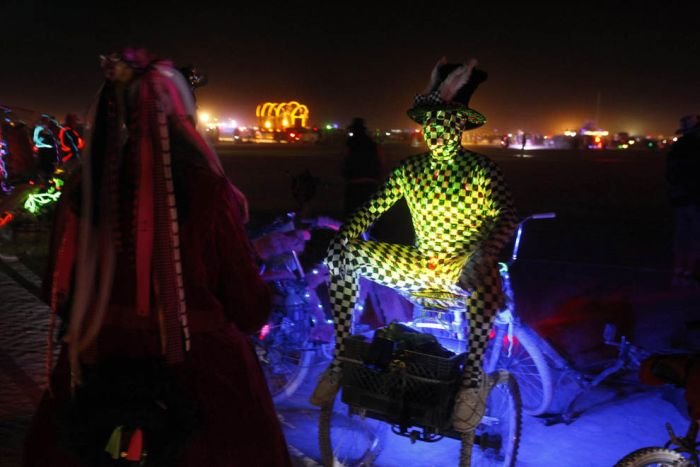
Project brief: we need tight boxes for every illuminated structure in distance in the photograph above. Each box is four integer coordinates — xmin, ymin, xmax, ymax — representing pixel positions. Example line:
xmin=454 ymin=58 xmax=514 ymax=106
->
xmin=256 ymin=101 xmax=309 ymax=131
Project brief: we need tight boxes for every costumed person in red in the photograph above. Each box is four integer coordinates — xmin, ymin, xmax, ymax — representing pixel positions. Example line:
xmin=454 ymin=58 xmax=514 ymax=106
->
xmin=23 ymin=48 xmax=292 ymax=467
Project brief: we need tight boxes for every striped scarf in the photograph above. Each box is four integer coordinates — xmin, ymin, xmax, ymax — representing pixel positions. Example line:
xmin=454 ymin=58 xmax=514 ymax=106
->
xmin=63 ymin=61 xmax=220 ymax=389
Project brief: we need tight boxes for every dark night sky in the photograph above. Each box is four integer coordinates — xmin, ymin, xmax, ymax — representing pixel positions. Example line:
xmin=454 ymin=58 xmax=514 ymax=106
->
xmin=1 ymin=1 xmax=699 ymax=135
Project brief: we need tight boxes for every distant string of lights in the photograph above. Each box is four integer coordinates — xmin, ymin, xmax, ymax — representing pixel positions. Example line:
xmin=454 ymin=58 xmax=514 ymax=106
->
xmin=256 ymin=101 xmax=309 ymax=130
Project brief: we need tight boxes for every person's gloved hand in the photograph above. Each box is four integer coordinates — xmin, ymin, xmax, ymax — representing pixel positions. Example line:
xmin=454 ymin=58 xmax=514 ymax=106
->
xmin=253 ymin=230 xmax=309 ymax=260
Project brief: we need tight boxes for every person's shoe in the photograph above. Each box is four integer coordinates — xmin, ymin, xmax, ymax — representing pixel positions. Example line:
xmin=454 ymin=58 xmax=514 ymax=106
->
xmin=310 ymin=368 xmax=341 ymax=407
xmin=452 ymin=379 xmax=489 ymax=433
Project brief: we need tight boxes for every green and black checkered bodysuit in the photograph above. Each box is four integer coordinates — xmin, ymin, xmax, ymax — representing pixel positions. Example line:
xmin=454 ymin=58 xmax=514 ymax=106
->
xmin=325 ymin=130 xmax=517 ymax=386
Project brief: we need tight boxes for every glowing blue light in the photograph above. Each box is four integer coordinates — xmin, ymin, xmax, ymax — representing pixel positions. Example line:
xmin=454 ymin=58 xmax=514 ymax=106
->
xmin=512 ymin=224 xmax=524 ymax=261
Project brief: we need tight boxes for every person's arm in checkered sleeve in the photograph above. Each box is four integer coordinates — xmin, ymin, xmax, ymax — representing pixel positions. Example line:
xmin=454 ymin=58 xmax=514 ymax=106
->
xmin=478 ymin=159 xmax=518 ymax=257
xmin=461 ymin=158 xmax=517 ymax=288
xmin=336 ymin=165 xmax=404 ymax=241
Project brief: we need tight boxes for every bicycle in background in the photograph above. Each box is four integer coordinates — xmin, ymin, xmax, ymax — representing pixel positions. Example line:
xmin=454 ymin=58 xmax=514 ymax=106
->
xmin=614 ymin=353 xmax=699 ymax=466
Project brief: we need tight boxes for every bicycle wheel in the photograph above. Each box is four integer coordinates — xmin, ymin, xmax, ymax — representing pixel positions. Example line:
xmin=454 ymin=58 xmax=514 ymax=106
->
xmin=318 ymin=388 xmax=387 ymax=466
xmin=256 ymin=340 xmax=314 ymax=403
xmin=484 ymin=324 xmax=553 ymax=416
xmin=613 ymin=447 xmax=687 ymax=466
xmin=468 ymin=370 xmax=522 ymax=467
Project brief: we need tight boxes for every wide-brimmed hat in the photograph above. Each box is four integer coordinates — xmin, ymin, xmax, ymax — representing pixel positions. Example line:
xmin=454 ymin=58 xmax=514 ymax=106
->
xmin=407 ymin=63 xmax=488 ymax=130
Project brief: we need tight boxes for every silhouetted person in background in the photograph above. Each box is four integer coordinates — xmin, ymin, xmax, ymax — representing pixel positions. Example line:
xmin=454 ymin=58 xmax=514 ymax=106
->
xmin=666 ymin=114 xmax=700 ymax=284
xmin=33 ymin=114 xmax=59 ymax=182
xmin=58 ymin=114 xmax=84 ymax=167
xmin=342 ymin=117 xmax=385 ymax=218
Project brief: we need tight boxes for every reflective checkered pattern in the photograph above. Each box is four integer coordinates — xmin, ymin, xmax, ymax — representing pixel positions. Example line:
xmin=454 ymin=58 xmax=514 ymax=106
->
xmin=422 ymin=110 xmax=464 ymax=159
xmin=415 ymin=90 xmax=443 ymax=107
xmin=324 ymin=112 xmax=517 ymax=384
xmin=462 ymin=268 xmax=503 ymax=387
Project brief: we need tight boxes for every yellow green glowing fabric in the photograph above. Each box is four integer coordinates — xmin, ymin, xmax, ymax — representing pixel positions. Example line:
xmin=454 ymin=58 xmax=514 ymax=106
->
xmin=337 ymin=110 xmax=515 ymax=260
xmin=321 ymin=107 xmax=517 ymax=391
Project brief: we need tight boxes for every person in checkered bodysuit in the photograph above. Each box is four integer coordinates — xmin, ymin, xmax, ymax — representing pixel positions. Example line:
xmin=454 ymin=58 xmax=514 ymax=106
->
xmin=311 ymin=58 xmax=518 ymax=433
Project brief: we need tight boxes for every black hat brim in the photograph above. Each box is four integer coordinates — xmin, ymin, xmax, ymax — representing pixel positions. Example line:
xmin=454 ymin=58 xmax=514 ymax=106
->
xmin=407 ymin=104 xmax=486 ymax=130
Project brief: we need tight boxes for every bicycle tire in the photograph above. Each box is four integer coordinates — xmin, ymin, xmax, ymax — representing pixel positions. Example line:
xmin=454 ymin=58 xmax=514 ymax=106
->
xmin=468 ymin=370 xmax=522 ymax=467
xmin=318 ymin=389 xmax=387 ymax=467
xmin=484 ymin=324 xmax=553 ymax=416
xmin=613 ymin=447 xmax=688 ymax=466
xmin=256 ymin=340 xmax=314 ymax=403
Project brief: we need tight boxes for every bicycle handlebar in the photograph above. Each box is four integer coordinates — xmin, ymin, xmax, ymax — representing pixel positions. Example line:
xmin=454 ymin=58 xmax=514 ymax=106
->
xmin=528 ymin=212 xmax=556 ymax=220
xmin=510 ymin=212 xmax=557 ymax=262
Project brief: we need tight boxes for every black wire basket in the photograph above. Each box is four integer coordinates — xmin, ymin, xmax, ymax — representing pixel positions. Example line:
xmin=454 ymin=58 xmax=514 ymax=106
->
xmin=339 ymin=335 xmax=465 ymax=431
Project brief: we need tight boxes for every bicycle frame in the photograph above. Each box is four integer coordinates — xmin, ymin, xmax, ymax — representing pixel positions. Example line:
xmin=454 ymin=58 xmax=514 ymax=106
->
xmin=666 ymin=420 xmax=699 ymax=464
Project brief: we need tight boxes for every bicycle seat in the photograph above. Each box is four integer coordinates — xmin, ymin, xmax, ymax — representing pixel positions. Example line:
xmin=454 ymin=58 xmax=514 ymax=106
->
xmin=408 ymin=288 xmax=468 ymax=311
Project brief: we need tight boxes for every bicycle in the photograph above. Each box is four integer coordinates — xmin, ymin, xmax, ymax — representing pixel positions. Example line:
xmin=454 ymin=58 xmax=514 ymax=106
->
xmin=318 ymin=315 xmax=522 ymax=467
xmin=252 ymin=212 xmax=338 ymax=403
xmin=538 ymin=321 xmax=657 ymax=425
xmin=408 ymin=213 xmax=557 ymax=416
xmin=404 ymin=213 xmax=658 ymax=423
xmin=615 ymin=421 xmax=698 ymax=466
xmin=614 ymin=353 xmax=700 ymax=466
xmin=252 ymin=212 xmax=412 ymax=402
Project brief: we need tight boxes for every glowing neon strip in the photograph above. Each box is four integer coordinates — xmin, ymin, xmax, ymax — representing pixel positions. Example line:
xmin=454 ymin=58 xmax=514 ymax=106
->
xmin=511 ymin=224 xmax=524 ymax=261
xmin=0 ymin=212 xmax=13 ymax=228
xmin=33 ymin=126 xmax=53 ymax=148
xmin=410 ymin=322 xmax=449 ymax=331
xmin=256 ymin=101 xmax=310 ymax=129
xmin=24 ymin=190 xmax=62 ymax=215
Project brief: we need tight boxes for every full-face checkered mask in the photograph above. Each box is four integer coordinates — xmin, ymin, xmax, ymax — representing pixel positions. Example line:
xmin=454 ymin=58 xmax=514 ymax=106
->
xmin=422 ymin=110 xmax=464 ymax=161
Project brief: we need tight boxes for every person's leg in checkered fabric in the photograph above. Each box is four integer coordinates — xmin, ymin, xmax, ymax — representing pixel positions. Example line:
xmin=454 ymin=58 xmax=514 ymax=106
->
xmin=452 ymin=264 xmax=504 ymax=432
xmin=310 ymin=239 xmax=461 ymax=406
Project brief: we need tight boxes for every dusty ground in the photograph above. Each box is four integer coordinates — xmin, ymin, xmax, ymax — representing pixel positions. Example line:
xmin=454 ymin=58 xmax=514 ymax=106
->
xmin=1 ymin=142 xmax=698 ymax=466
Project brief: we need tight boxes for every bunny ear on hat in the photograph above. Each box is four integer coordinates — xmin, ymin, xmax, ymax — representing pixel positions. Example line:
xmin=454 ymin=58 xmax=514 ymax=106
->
xmin=407 ymin=62 xmax=488 ymax=129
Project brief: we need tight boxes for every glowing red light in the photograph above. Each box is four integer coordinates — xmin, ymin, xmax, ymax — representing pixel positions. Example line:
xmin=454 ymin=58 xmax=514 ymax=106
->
xmin=0 ymin=212 xmax=14 ymax=228
xmin=486 ymin=329 xmax=520 ymax=347
xmin=503 ymin=335 xmax=520 ymax=346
